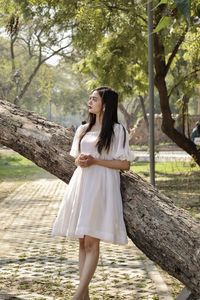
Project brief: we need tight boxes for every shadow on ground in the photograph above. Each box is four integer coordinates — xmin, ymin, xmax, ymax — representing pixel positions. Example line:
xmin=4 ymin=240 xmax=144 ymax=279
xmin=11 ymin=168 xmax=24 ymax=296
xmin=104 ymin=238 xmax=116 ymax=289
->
xmin=0 ymin=293 xmax=23 ymax=300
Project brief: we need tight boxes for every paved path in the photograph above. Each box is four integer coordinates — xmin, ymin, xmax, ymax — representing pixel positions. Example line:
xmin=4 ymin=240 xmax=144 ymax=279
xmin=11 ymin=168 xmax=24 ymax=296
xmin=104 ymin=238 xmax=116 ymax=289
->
xmin=134 ymin=151 xmax=191 ymax=162
xmin=0 ymin=178 xmax=173 ymax=300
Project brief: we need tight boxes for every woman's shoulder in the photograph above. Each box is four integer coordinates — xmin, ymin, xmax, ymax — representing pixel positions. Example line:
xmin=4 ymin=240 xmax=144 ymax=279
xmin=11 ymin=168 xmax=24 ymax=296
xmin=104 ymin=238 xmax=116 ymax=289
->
xmin=114 ymin=122 xmax=122 ymax=129
xmin=81 ymin=123 xmax=89 ymax=130
xmin=113 ymin=123 xmax=127 ymax=133
xmin=78 ymin=123 xmax=89 ymax=130
xmin=76 ymin=123 xmax=89 ymax=133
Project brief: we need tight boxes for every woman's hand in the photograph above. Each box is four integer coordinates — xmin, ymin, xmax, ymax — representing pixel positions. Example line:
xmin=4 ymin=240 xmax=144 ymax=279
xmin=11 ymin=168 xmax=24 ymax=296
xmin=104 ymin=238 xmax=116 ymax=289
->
xmin=83 ymin=155 xmax=95 ymax=167
xmin=75 ymin=154 xmax=130 ymax=170
xmin=75 ymin=154 xmax=95 ymax=168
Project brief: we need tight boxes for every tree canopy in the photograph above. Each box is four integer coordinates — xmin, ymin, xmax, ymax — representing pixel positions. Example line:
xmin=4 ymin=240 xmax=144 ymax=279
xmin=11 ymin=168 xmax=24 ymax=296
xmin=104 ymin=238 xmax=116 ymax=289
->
xmin=0 ymin=0 xmax=200 ymax=162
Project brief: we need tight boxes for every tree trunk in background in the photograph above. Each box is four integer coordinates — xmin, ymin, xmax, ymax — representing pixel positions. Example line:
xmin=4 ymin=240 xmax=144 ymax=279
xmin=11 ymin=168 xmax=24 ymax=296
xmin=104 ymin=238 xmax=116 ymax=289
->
xmin=119 ymin=96 xmax=148 ymax=131
xmin=181 ymin=95 xmax=190 ymax=137
xmin=138 ymin=95 xmax=149 ymax=131
xmin=0 ymin=99 xmax=200 ymax=297
xmin=118 ymin=102 xmax=139 ymax=130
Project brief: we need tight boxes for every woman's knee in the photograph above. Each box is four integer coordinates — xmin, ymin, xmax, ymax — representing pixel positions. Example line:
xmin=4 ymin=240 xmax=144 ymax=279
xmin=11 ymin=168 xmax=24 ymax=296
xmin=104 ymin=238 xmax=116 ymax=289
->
xmin=84 ymin=236 xmax=99 ymax=253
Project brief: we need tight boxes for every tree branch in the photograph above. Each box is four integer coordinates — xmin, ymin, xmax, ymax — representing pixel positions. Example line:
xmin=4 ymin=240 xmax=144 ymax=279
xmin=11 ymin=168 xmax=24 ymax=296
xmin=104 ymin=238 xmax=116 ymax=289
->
xmin=10 ymin=33 xmax=18 ymax=73
xmin=40 ymin=41 xmax=73 ymax=64
xmin=17 ymin=36 xmax=34 ymax=58
xmin=168 ymin=68 xmax=200 ymax=98
xmin=165 ymin=26 xmax=189 ymax=76
xmin=15 ymin=40 xmax=73 ymax=103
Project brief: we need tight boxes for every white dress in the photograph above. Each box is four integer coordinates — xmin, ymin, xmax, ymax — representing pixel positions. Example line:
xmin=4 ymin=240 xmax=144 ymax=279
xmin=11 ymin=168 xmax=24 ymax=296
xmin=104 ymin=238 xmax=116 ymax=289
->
xmin=52 ymin=123 xmax=131 ymax=245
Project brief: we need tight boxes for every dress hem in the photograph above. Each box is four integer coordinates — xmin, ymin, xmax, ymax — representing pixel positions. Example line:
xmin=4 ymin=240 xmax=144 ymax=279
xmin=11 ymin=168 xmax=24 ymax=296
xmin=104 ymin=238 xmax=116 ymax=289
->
xmin=51 ymin=229 xmax=128 ymax=245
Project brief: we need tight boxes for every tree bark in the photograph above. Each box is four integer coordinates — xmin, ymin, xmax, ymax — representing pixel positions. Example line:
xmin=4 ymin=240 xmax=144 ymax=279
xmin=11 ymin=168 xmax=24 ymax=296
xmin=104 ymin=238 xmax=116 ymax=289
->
xmin=138 ymin=95 xmax=149 ymax=131
xmin=181 ymin=95 xmax=190 ymax=137
xmin=0 ymin=99 xmax=75 ymax=183
xmin=118 ymin=96 xmax=148 ymax=131
xmin=0 ymin=99 xmax=200 ymax=297
xmin=118 ymin=101 xmax=139 ymax=130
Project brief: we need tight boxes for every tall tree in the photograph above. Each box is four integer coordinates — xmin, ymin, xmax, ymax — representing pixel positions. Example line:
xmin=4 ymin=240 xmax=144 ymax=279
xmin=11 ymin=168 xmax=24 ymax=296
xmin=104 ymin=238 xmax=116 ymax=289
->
xmin=0 ymin=0 xmax=78 ymax=104
xmin=153 ymin=0 xmax=200 ymax=163
xmin=68 ymin=0 xmax=200 ymax=164
xmin=0 ymin=0 xmax=200 ymax=165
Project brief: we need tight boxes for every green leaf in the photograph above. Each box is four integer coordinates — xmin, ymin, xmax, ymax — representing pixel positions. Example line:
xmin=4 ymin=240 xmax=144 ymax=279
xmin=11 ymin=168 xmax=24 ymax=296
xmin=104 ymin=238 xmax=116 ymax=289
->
xmin=159 ymin=0 xmax=168 ymax=4
xmin=173 ymin=0 xmax=191 ymax=22
xmin=154 ymin=0 xmax=168 ymax=9
xmin=196 ymin=4 xmax=200 ymax=18
xmin=154 ymin=16 xmax=172 ymax=32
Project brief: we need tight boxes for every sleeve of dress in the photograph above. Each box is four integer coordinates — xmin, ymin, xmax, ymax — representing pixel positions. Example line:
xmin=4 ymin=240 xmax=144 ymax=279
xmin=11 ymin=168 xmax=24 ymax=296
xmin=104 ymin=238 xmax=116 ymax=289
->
xmin=113 ymin=124 xmax=133 ymax=162
xmin=69 ymin=125 xmax=84 ymax=158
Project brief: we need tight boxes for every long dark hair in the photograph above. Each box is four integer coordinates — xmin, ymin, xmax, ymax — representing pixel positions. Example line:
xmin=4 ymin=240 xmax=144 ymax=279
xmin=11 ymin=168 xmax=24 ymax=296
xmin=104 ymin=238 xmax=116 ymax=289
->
xmin=197 ymin=124 xmax=200 ymax=135
xmin=79 ymin=86 xmax=120 ymax=154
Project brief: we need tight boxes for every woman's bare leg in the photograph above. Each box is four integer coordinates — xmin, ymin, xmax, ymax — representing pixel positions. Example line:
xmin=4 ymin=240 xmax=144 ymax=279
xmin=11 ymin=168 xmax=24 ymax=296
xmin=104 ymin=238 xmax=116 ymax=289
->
xmin=78 ymin=238 xmax=89 ymax=300
xmin=72 ymin=235 xmax=100 ymax=300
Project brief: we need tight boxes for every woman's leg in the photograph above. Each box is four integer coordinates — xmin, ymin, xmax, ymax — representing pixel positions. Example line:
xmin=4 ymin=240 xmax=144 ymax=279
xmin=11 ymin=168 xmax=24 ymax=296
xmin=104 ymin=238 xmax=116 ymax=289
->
xmin=78 ymin=238 xmax=86 ymax=278
xmin=73 ymin=235 xmax=100 ymax=300
xmin=78 ymin=238 xmax=89 ymax=300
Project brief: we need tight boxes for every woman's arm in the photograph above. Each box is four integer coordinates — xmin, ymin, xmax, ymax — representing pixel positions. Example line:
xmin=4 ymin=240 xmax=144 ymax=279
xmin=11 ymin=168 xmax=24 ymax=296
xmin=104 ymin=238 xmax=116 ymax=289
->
xmin=93 ymin=158 xmax=130 ymax=170
xmin=76 ymin=154 xmax=130 ymax=171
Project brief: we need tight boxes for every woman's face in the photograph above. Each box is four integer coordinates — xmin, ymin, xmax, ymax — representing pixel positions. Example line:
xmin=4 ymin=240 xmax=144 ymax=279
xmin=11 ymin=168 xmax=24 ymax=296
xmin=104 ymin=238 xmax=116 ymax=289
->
xmin=88 ymin=91 xmax=104 ymax=115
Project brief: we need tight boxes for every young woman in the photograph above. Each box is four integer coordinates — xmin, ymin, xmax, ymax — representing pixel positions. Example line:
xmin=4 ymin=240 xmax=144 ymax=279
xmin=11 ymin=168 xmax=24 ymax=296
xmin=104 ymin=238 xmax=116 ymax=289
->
xmin=52 ymin=86 xmax=131 ymax=300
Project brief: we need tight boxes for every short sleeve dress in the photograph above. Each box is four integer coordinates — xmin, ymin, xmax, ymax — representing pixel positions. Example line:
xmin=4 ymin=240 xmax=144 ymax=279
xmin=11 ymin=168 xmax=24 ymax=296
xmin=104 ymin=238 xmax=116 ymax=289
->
xmin=52 ymin=123 xmax=131 ymax=245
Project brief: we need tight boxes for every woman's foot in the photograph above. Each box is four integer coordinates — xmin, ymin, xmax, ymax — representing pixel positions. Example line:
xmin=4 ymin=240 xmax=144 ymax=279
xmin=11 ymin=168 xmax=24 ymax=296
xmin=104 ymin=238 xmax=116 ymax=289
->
xmin=72 ymin=295 xmax=89 ymax=300
xmin=72 ymin=290 xmax=90 ymax=300
xmin=72 ymin=291 xmax=90 ymax=300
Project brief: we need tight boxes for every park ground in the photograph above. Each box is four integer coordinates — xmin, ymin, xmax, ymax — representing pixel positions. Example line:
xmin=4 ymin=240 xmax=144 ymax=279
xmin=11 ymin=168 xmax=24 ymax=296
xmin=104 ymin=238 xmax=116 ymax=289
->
xmin=0 ymin=148 xmax=199 ymax=300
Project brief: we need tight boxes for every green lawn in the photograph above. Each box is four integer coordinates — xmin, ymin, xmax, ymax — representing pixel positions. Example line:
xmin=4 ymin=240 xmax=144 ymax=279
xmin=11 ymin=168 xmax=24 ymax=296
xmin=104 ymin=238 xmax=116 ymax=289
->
xmin=131 ymin=161 xmax=200 ymax=220
xmin=0 ymin=152 xmax=48 ymax=181
xmin=131 ymin=160 xmax=199 ymax=176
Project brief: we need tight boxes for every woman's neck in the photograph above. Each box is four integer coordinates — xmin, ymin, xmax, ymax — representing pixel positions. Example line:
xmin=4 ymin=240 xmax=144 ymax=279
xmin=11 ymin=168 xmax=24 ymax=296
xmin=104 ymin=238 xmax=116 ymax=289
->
xmin=94 ymin=114 xmax=103 ymax=128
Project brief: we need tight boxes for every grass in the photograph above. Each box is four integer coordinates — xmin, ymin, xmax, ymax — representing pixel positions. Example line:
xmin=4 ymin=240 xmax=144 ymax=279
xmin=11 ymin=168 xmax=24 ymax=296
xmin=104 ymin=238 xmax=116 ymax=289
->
xmin=132 ymin=160 xmax=199 ymax=175
xmin=0 ymin=151 xmax=49 ymax=181
xmin=131 ymin=161 xmax=200 ymax=220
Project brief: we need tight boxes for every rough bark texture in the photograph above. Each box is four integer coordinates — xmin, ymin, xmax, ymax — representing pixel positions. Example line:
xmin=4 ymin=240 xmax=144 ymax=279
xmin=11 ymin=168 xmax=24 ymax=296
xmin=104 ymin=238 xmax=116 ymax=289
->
xmin=0 ymin=99 xmax=200 ymax=297
xmin=0 ymin=99 xmax=76 ymax=183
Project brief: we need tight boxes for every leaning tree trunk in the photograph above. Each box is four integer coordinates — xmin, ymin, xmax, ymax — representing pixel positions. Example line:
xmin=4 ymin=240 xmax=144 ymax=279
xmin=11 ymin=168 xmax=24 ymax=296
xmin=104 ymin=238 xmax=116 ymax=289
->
xmin=0 ymin=99 xmax=200 ymax=297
